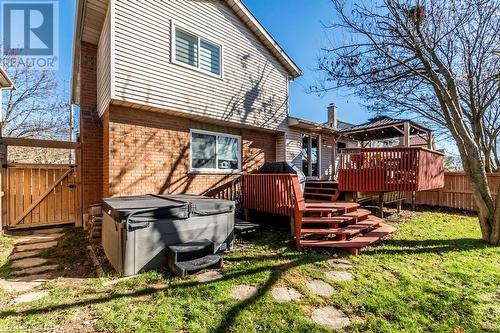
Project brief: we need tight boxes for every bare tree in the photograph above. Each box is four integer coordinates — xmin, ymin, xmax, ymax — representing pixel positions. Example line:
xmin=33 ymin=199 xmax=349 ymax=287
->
xmin=2 ymin=58 xmax=69 ymax=139
xmin=313 ymin=0 xmax=500 ymax=244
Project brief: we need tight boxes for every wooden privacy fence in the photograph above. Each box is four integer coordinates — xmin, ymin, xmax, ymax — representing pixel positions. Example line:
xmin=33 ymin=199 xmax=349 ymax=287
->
xmin=410 ymin=172 xmax=499 ymax=211
xmin=242 ymin=174 xmax=295 ymax=217
xmin=5 ymin=164 xmax=79 ymax=229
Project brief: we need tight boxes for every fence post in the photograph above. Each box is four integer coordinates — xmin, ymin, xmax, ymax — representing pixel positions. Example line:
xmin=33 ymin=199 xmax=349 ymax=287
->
xmin=0 ymin=140 xmax=5 ymax=231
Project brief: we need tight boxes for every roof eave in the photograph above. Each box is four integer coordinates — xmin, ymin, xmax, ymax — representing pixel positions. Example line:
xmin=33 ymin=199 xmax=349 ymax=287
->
xmin=70 ymin=0 xmax=85 ymax=105
xmin=0 ymin=66 xmax=15 ymax=89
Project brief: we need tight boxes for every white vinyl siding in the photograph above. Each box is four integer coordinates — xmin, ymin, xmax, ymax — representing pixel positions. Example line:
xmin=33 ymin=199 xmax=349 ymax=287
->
xmin=111 ymin=0 xmax=289 ymax=131
xmin=97 ymin=5 xmax=111 ymax=116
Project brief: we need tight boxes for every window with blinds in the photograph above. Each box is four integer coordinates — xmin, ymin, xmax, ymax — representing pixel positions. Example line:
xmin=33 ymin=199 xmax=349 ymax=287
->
xmin=173 ymin=26 xmax=222 ymax=77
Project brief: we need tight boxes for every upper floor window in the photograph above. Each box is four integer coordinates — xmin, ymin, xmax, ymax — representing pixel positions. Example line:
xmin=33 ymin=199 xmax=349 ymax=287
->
xmin=173 ymin=25 xmax=222 ymax=77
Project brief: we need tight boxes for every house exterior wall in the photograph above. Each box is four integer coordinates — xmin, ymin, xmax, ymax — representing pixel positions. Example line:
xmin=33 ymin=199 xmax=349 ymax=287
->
xmin=321 ymin=135 xmax=334 ymax=180
xmin=79 ymin=42 xmax=104 ymax=210
xmin=97 ymin=5 xmax=111 ymax=117
xmin=109 ymin=0 xmax=289 ymax=132
xmin=285 ymin=128 xmax=302 ymax=170
xmin=106 ymin=106 xmax=277 ymax=197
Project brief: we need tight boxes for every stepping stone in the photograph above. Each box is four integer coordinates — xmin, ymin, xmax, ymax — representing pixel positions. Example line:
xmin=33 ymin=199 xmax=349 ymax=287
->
xmin=311 ymin=306 xmax=350 ymax=330
xmin=306 ymin=280 xmax=335 ymax=297
xmin=9 ymin=273 xmax=57 ymax=283
xmin=10 ymin=257 xmax=50 ymax=270
xmin=230 ymin=284 xmax=259 ymax=301
xmin=271 ymin=287 xmax=302 ymax=303
xmin=15 ymin=233 xmax=64 ymax=245
xmin=32 ymin=228 xmax=65 ymax=234
xmin=328 ymin=258 xmax=352 ymax=265
xmin=327 ymin=259 xmax=353 ymax=270
xmin=0 ymin=279 xmax=42 ymax=293
xmin=10 ymin=264 xmax=60 ymax=277
xmin=11 ymin=290 xmax=50 ymax=305
xmin=325 ymin=271 xmax=354 ymax=282
xmin=15 ymin=241 xmax=58 ymax=252
xmin=196 ymin=271 xmax=222 ymax=283
xmin=9 ymin=250 xmax=43 ymax=261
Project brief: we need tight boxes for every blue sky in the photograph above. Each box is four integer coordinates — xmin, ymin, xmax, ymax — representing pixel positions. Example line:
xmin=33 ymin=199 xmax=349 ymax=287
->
xmin=56 ymin=0 xmax=368 ymax=126
xmin=244 ymin=0 xmax=367 ymax=125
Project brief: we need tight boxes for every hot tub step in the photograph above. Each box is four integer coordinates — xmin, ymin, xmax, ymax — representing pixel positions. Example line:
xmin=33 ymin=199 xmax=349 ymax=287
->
xmin=167 ymin=239 xmax=223 ymax=277
xmin=168 ymin=239 xmax=215 ymax=262
xmin=174 ymin=254 xmax=223 ymax=277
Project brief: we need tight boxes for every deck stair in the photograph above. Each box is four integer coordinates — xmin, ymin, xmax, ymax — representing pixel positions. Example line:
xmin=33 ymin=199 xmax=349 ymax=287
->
xmin=304 ymin=181 xmax=341 ymax=202
xmin=293 ymin=180 xmax=396 ymax=254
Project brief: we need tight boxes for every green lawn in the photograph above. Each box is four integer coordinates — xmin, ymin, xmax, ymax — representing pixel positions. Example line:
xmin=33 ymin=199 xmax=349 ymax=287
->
xmin=0 ymin=211 xmax=499 ymax=332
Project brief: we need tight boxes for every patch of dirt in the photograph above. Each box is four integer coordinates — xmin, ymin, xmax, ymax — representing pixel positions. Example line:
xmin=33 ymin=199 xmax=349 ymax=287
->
xmin=39 ymin=230 xmax=96 ymax=279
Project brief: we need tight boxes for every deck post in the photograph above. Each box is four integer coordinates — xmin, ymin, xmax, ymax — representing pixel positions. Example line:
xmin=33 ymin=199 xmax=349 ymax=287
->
xmin=397 ymin=200 xmax=402 ymax=213
xmin=378 ymin=193 xmax=384 ymax=218
xmin=411 ymin=191 xmax=416 ymax=210
xmin=290 ymin=216 xmax=295 ymax=237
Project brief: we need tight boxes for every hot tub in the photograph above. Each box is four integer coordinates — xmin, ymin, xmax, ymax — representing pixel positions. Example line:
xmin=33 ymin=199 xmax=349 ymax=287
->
xmin=101 ymin=194 xmax=235 ymax=276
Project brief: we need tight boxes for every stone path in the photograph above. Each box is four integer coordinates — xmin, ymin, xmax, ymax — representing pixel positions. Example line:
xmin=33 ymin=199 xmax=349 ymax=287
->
xmin=0 ymin=228 xmax=67 ymax=303
xmin=324 ymin=271 xmax=354 ymax=282
xmin=306 ymin=280 xmax=334 ymax=297
xmin=271 ymin=287 xmax=302 ymax=302
xmin=311 ymin=306 xmax=350 ymax=330
xmin=196 ymin=270 xmax=223 ymax=283
xmin=327 ymin=258 xmax=353 ymax=270
xmin=10 ymin=291 xmax=50 ymax=305
xmin=230 ymin=284 xmax=259 ymax=301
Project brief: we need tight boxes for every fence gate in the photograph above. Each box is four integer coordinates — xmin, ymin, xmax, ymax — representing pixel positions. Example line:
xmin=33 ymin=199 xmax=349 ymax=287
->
xmin=0 ymin=137 xmax=82 ymax=229
xmin=6 ymin=164 xmax=78 ymax=229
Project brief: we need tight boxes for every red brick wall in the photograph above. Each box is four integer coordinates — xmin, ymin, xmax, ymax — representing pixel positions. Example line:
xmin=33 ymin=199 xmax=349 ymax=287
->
xmin=107 ymin=106 xmax=276 ymax=197
xmin=79 ymin=42 xmax=103 ymax=209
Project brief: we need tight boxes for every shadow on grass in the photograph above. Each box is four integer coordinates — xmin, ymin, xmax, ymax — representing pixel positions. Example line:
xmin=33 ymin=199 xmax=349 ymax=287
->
xmin=0 ymin=244 xmax=327 ymax=332
xmin=363 ymin=238 xmax=491 ymax=255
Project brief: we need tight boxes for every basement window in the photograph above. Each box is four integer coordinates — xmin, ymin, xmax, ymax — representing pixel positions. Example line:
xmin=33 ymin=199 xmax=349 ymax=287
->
xmin=190 ymin=130 xmax=241 ymax=172
xmin=172 ymin=24 xmax=222 ymax=77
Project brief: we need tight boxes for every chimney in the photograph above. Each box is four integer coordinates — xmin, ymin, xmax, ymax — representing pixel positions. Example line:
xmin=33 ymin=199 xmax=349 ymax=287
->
xmin=327 ymin=103 xmax=338 ymax=129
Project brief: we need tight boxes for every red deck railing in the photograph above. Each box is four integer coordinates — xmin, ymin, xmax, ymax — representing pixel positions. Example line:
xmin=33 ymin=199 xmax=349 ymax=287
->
xmin=338 ymin=147 xmax=444 ymax=192
xmin=241 ymin=174 xmax=296 ymax=217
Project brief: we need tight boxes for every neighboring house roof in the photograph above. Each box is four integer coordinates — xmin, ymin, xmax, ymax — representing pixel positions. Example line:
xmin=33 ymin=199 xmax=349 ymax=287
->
xmin=288 ymin=116 xmax=337 ymax=134
xmin=0 ymin=66 xmax=14 ymax=89
xmin=72 ymin=0 xmax=302 ymax=103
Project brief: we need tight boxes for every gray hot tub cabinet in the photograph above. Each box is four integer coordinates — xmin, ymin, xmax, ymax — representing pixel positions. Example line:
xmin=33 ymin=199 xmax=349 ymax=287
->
xmin=102 ymin=194 xmax=235 ymax=276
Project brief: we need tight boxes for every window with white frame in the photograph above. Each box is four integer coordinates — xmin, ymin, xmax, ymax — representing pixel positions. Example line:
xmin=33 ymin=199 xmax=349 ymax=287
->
xmin=173 ymin=25 xmax=222 ymax=76
xmin=190 ymin=130 xmax=241 ymax=172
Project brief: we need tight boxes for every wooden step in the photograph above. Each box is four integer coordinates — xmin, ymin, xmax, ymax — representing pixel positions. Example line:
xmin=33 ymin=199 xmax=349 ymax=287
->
xmin=301 ymin=216 xmax=353 ymax=224
xmin=299 ymin=223 xmax=396 ymax=253
xmin=306 ymin=202 xmax=360 ymax=213
xmin=304 ymin=192 xmax=337 ymax=199
xmin=303 ymin=207 xmax=339 ymax=214
xmin=300 ymin=227 xmax=342 ymax=235
xmin=341 ymin=209 xmax=371 ymax=221
xmin=305 ymin=181 xmax=339 ymax=188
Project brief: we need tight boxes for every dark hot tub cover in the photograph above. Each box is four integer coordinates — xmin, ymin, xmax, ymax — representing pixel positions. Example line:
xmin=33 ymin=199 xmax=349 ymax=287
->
xmin=103 ymin=194 xmax=235 ymax=222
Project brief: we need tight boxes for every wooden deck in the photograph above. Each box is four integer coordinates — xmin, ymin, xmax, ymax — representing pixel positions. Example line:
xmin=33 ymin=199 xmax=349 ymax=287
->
xmin=338 ymin=147 xmax=444 ymax=192
xmin=242 ymin=174 xmax=396 ymax=253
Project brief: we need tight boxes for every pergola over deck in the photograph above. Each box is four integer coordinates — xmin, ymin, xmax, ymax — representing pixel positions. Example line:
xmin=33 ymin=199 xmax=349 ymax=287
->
xmin=340 ymin=116 xmax=434 ymax=148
